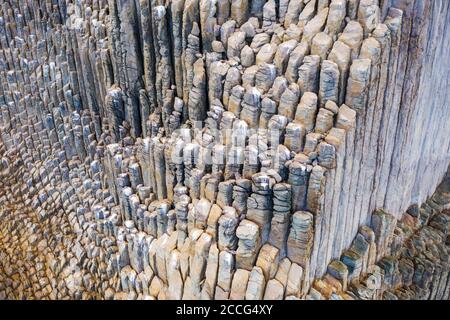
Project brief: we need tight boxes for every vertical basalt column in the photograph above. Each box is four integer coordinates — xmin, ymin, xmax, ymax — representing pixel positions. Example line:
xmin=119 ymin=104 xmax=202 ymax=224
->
xmin=306 ymin=164 xmax=327 ymax=283
xmin=334 ymin=104 xmax=356 ymax=258
xmin=182 ymin=0 xmax=200 ymax=103
xmin=288 ymin=159 xmax=312 ymax=212
xmin=170 ymin=0 xmax=186 ymax=100
xmin=328 ymin=40 xmax=351 ymax=107
xmin=318 ymin=60 xmax=340 ymax=107
xmin=115 ymin=0 xmax=145 ymax=138
xmin=311 ymin=33 xmax=333 ymax=61
xmin=320 ymin=127 xmax=347 ymax=275
xmin=138 ymin=90 xmax=151 ymax=138
xmin=232 ymin=178 xmax=251 ymax=218
xmin=240 ymin=87 xmax=262 ymax=129
xmin=105 ymin=86 xmax=125 ymax=142
xmin=298 ymin=55 xmax=321 ymax=96
xmin=154 ymin=5 xmax=174 ymax=123
xmin=344 ymin=58 xmax=371 ymax=244
xmin=208 ymin=61 xmax=230 ymax=105
xmin=326 ymin=0 xmax=346 ymax=38
xmin=278 ymin=83 xmax=300 ymax=122
xmin=259 ymin=97 xmax=276 ymax=129
xmin=356 ymin=37 xmax=382 ymax=226
xmin=374 ymin=8 xmax=403 ymax=210
xmin=243 ymin=143 xmax=260 ymax=179
xmin=153 ymin=137 xmax=167 ymax=200
xmin=223 ymin=68 xmax=242 ymax=108
xmin=188 ymin=58 xmax=207 ymax=123
xmin=215 ymin=250 xmax=235 ymax=299
xmin=199 ymin=0 xmax=217 ymax=53
xmin=183 ymin=142 xmax=200 ymax=197
xmin=269 ymin=182 xmax=292 ymax=257
xmin=246 ymin=172 xmax=275 ymax=243
xmin=139 ymin=0 xmax=158 ymax=114
xmin=231 ymin=0 xmax=249 ymax=27
xmin=0 ymin=0 xmax=449 ymax=302
xmin=236 ymin=219 xmax=261 ymax=271
xmin=287 ymin=211 xmax=314 ymax=270
xmin=218 ymin=206 xmax=239 ymax=251
xmin=367 ymin=23 xmax=390 ymax=211
xmin=295 ymin=92 xmax=318 ymax=134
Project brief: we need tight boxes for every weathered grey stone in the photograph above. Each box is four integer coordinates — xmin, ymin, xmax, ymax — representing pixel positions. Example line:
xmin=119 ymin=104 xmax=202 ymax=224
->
xmin=236 ymin=219 xmax=261 ymax=271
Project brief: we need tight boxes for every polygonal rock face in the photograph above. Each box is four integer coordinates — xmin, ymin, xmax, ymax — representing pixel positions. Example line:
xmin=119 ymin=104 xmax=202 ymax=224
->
xmin=0 ymin=0 xmax=448 ymax=303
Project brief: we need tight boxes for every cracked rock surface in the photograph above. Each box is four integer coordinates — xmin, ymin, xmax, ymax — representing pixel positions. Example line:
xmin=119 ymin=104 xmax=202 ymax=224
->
xmin=0 ymin=0 xmax=449 ymax=300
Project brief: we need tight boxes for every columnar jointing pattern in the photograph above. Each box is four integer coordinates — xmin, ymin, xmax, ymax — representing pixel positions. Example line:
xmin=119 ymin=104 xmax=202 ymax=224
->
xmin=0 ymin=0 xmax=449 ymax=300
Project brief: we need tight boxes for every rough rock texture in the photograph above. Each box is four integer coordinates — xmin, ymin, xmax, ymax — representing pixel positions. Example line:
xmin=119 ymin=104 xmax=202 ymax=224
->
xmin=0 ymin=0 xmax=448 ymax=300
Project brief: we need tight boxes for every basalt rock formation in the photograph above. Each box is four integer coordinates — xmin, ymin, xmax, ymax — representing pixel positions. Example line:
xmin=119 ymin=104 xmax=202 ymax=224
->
xmin=0 ymin=0 xmax=449 ymax=300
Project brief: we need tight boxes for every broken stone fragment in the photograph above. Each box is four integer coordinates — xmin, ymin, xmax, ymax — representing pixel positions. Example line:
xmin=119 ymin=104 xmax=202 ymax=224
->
xmin=284 ymin=23 xmax=303 ymax=42
xmin=275 ymin=258 xmax=292 ymax=288
xmin=341 ymin=249 xmax=363 ymax=283
xmin=336 ymin=104 xmax=357 ymax=130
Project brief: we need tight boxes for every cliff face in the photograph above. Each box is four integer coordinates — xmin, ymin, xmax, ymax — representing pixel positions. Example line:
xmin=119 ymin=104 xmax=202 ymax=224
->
xmin=0 ymin=0 xmax=448 ymax=300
